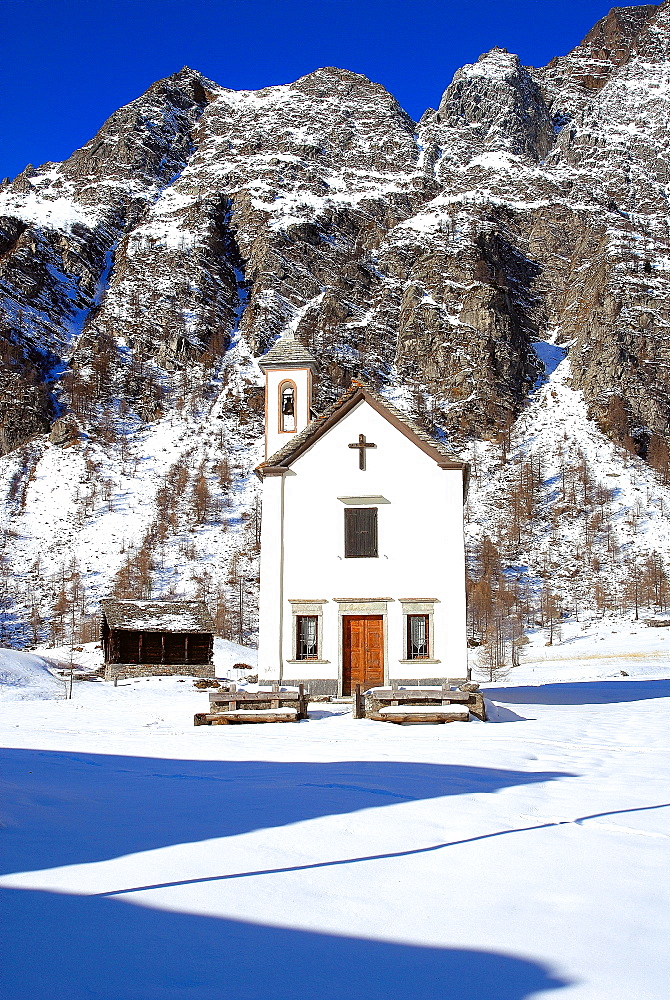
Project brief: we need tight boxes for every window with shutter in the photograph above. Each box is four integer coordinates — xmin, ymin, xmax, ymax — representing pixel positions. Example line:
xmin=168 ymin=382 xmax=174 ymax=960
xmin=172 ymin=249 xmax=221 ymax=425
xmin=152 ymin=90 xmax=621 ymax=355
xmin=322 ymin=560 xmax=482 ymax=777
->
xmin=344 ymin=507 xmax=378 ymax=558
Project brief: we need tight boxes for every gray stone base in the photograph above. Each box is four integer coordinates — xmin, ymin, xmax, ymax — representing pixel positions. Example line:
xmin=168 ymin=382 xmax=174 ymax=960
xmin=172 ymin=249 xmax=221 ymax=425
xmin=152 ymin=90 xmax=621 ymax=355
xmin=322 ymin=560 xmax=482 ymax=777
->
xmin=104 ymin=662 xmax=215 ymax=681
xmin=393 ymin=677 xmax=469 ymax=687
xmin=273 ymin=678 xmax=338 ymax=696
xmin=262 ymin=677 xmax=468 ymax=698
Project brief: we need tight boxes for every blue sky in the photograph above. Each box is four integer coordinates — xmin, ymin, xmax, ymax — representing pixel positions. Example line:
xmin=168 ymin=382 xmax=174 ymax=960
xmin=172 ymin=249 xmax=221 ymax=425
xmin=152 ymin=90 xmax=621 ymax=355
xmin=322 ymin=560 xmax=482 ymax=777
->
xmin=0 ymin=0 xmax=652 ymax=179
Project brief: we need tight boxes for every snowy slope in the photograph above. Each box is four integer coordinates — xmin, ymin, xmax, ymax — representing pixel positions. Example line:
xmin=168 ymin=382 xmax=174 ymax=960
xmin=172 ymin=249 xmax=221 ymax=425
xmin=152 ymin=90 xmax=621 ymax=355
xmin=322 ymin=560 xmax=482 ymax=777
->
xmin=0 ymin=648 xmax=63 ymax=701
xmin=0 ymin=335 xmax=264 ymax=646
xmin=464 ymin=338 xmax=670 ymax=612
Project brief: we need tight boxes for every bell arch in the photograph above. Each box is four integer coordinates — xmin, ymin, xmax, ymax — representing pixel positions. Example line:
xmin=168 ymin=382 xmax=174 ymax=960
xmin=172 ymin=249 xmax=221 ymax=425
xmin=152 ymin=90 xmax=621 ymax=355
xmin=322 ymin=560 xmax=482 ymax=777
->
xmin=279 ymin=379 xmax=297 ymax=434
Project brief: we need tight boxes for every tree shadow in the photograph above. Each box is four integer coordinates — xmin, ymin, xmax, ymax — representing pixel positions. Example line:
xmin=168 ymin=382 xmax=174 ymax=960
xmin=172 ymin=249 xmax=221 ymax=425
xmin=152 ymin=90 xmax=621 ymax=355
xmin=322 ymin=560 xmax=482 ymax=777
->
xmin=1 ymin=888 xmax=570 ymax=1000
xmin=488 ymin=678 xmax=670 ymax=707
xmin=0 ymin=749 xmax=572 ymax=874
xmin=1 ymin=750 xmax=575 ymax=998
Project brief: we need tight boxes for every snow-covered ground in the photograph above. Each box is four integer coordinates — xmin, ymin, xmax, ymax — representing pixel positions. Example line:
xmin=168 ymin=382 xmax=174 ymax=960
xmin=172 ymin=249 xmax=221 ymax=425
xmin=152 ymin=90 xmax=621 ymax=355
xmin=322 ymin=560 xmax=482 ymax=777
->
xmin=0 ymin=648 xmax=64 ymax=701
xmin=480 ymin=614 xmax=670 ymax=686
xmin=1 ymin=625 xmax=669 ymax=999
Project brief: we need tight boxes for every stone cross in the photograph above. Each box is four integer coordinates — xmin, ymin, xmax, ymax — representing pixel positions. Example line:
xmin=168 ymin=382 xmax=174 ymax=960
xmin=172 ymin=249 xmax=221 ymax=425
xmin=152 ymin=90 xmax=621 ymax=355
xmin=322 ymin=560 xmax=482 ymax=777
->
xmin=348 ymin=433 xmax=376 ymax=470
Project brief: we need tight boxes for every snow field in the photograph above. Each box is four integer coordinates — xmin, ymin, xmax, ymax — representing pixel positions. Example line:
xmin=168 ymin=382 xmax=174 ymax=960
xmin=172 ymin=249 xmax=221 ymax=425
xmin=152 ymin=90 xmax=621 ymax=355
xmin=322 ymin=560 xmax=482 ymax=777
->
xmin=1 ymin=629 xmax=669 ymax=1000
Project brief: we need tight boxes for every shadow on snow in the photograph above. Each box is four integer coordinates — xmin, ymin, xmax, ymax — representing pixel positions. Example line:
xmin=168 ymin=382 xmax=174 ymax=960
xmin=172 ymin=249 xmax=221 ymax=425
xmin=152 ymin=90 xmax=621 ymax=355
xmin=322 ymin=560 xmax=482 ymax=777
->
xmin=1 ymin=750 xmax=573 ymax=999
xmin=0 ymin=750 xmax=572 ymax=873
xmin=1 ymin=888 xmax=570 ymax=1000
xmin=488 ymin=678 xmax=670 ymax=706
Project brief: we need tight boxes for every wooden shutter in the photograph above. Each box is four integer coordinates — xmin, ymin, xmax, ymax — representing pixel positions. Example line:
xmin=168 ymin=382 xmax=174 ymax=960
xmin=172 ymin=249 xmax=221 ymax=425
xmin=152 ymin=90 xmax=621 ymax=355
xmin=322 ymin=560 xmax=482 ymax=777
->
xmin=344 ymin=507 xmax=378 ymax=558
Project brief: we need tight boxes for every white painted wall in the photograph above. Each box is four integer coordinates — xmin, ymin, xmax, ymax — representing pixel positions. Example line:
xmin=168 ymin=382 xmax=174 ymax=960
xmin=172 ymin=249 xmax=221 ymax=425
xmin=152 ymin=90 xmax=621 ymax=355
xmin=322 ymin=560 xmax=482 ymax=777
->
xmin=264 ymin=366 xmax=312 ymax=461
xmin=257 ymin=474 xmax=284 ymax=677
xmin=258 ymin=398 xmax=467 ymax=689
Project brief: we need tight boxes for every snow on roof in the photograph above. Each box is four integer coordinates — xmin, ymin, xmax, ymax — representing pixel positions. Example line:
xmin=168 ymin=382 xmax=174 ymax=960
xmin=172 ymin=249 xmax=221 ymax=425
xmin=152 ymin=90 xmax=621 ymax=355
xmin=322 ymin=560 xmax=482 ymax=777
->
xmin=257 ymin=331 xmax=318 ymax=370
xmin=100 ymin=599 xmax=214 ymax=633
xmin=378 ymin=704 xmax=469 ymax=715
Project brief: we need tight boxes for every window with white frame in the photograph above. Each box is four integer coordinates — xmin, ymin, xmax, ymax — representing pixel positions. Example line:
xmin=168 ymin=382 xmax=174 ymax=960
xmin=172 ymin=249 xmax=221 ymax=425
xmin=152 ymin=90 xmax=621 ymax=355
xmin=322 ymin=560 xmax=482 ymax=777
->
xmin=289 ymin=601 xmax=327 ymax=664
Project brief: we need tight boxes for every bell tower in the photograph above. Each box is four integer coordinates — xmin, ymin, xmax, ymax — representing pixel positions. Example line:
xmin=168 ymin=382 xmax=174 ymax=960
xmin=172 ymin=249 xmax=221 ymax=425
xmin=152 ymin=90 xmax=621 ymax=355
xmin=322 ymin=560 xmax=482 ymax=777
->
xmin=258 ymin=332 xmax=317 ymax=460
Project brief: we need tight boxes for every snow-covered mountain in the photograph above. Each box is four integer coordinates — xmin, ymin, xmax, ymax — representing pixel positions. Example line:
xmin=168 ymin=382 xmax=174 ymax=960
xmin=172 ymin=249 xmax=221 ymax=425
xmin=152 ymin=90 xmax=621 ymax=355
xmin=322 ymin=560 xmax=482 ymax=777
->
xmin=1 ymin=3 xmax=670 ymax=645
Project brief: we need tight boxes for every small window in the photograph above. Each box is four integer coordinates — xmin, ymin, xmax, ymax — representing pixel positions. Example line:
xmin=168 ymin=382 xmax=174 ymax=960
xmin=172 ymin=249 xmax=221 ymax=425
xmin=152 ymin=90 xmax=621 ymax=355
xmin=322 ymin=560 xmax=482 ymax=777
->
xmin=296 ymin=615 xmax=318 ymax=660
xmin=407 ymin=614 xmax=430 ymax=659
xmin=280 ymin=383 xmax=296 ymax=432
xmin=344 ymin=507 xmax=378 ymax=558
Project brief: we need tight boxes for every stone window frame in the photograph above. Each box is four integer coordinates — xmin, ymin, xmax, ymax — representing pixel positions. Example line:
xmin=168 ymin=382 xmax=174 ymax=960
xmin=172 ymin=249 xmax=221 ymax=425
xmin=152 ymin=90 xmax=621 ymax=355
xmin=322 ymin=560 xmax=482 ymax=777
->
xmin=398 ymin=599 xmax=441 ymax=665
xmin=286 ymin=600 xmax=330 ymax=665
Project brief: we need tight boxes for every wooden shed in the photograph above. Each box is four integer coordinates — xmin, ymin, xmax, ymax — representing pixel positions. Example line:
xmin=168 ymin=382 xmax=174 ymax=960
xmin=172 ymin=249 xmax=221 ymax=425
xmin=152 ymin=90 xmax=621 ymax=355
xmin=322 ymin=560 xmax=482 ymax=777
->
xmin=101 ymin=599 xmax=215 ymax=681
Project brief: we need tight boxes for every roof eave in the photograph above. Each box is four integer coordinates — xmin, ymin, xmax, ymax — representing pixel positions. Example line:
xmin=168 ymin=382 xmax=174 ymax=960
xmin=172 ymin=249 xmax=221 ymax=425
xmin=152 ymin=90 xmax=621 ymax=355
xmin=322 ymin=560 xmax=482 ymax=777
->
xmin=257 ymin=386 xmax=466 ymax=476
xmin=258 ymin=357 xmax=318 ymax=373
xmin=254 ymin=464 xmax=289 ymax=479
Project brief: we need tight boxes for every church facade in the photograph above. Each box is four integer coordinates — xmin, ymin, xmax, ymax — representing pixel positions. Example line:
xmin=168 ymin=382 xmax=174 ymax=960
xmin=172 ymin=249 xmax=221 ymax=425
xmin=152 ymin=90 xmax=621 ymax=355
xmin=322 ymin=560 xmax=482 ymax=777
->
xmin=256 ymin=333 xmax=469 ymax=696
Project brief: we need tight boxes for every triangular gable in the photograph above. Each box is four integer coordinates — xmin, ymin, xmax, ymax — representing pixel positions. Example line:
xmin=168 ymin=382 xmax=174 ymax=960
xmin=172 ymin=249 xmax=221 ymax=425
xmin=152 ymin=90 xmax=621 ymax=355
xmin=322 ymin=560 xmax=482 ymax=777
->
xmin=255 ymin=382 xmax=468 ymax=484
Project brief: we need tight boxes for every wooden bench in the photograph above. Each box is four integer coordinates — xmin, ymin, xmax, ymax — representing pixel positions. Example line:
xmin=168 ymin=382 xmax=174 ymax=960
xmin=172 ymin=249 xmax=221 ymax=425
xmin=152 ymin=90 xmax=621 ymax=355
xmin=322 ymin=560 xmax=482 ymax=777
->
xmin=354 ymin=682 xmax=485 ymax=724
xmin=194 ymin=683 xmax=309 ymax=725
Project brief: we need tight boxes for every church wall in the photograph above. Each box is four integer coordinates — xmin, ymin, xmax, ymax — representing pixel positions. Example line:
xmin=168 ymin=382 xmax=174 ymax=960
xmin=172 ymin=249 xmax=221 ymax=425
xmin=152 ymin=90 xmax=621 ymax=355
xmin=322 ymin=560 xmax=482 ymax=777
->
xmin=258 ymin=473 xmax=285 ymax=679
xmin=258 ymin=399 xmax=468 ymax=690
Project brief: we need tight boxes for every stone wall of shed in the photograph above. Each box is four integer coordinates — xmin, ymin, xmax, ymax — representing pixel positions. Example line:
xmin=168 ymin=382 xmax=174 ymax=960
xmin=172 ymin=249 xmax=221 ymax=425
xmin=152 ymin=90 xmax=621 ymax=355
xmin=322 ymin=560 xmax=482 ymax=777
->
xmin=104 ymin=662 xmax=215 ymax=681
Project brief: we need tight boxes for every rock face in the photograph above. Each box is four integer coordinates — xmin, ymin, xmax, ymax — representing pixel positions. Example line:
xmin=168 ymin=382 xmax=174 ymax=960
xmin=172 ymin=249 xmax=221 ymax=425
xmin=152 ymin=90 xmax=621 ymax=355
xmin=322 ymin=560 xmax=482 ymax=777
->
xmin=2 ymin=8 xmax=670 ymax=453
xmin=543 ymin=3 xmax=670 ymax=452
xmin=537 ymin=3 xmax=659 ymax=117
xmin=2 ymin=5 xmax=670 ymax=644
xmin=3 ymin=6 xmax=670 ymax=458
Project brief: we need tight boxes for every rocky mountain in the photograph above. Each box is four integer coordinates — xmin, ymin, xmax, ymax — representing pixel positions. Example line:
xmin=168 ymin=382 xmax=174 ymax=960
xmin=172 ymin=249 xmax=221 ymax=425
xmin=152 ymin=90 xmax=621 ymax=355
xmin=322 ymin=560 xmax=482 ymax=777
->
xmin=1 ymin=3 xmax=670 ymax=647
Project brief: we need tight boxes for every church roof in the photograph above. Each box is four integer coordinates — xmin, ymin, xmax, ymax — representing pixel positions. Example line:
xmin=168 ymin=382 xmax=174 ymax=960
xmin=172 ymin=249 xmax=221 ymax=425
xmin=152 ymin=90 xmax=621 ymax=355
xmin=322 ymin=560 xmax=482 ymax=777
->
xmin=100 ymin=599 xmax=214 ymax=633
xmin=256 ymin=382 xmax=468 ymax=482
xmin=257 ymin=331 xmax=318 ymax=370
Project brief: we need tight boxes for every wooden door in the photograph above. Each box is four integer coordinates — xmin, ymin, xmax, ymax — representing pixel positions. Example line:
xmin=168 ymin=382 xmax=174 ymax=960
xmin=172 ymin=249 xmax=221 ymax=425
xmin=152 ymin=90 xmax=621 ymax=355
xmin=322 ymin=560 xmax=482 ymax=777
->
xmin=342 ymin=616 xmax=384 ymax=696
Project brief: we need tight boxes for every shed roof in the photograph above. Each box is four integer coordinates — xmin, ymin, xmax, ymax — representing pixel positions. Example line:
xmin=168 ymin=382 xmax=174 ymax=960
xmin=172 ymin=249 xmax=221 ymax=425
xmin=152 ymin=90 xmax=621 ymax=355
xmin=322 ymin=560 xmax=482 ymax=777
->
xmin=100 ymin=599 xmax=215 ymax=633
xmin=256 ymin=382 xmax=467 ymax=485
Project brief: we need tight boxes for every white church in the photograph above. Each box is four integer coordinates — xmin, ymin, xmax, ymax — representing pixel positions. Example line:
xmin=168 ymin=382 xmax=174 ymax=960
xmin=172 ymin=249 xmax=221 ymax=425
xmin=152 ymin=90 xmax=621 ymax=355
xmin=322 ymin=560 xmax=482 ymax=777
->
xmin=255 ymin=332 xmax=469 ymax=696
